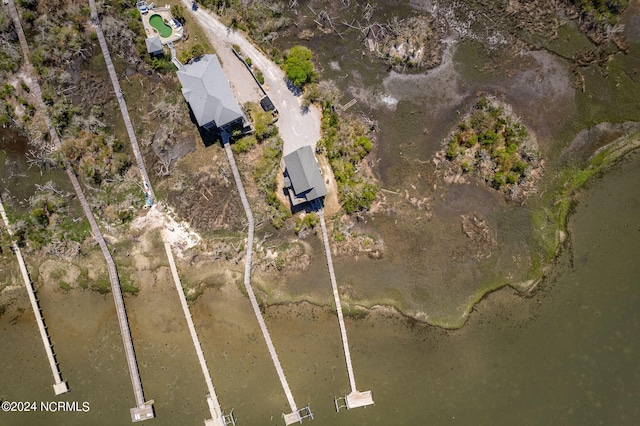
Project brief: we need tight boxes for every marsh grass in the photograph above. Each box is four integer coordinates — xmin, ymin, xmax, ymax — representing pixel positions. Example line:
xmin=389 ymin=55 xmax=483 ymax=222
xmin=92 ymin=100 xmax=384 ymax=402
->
xmin=527 ymin=132 xmax=640 ymax=280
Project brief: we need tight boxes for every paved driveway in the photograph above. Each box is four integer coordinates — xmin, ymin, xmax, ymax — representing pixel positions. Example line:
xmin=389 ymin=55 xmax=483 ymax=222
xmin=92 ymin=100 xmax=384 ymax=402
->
xmin=182 ymin=0 xmax=322 ymax=156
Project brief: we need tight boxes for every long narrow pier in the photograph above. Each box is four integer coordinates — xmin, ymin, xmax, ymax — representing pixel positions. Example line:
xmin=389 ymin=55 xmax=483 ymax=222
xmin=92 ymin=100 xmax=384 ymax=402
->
xmin=84 ymin=1 xmax=160 ymax=418
xmin=87 ymin=0 xmax=155 ymax=203
xmin=66 ymin=169 xmax=154 ymax=422
xmin=318 ymin=211 xmax=374 ymax=410
xmin=165 ymin=243 xmax=232 ymax=426
xmin=0 ymin=198 xmax=69 ymax=395
xmin=222 ymin=134 xmax=311 ymax=425
xmin=8 ymin=0 xmax=153 ymax=420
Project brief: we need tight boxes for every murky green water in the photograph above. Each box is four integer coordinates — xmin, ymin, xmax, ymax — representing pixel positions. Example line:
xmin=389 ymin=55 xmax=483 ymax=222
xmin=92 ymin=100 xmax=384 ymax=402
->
xmin=2 ymin=1 xmax=640 ymax=424
xmin=1 ymin=149 xmax=638 ymax=425
xmin=1 ymin=128 xmax=75 ymax=215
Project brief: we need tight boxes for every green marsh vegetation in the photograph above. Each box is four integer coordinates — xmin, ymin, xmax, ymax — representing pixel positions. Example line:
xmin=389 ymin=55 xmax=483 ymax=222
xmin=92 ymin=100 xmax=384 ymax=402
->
xmin=234 ymin=102 xmax=289 ymax=229
xmin=443 ymin=97 xmax=542 ymax=201
xmin=201 ymin=0 xmax=292 ymax=44
xmin=305 ymin=80 xmax=379 ymax=214
xmin=527 ymin=132 xmax=640 ymax=281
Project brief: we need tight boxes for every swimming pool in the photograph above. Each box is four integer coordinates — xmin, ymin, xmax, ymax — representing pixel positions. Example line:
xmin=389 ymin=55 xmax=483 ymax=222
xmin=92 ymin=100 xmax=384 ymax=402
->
xmin=149 ymin=14 xmax=172 ymax=38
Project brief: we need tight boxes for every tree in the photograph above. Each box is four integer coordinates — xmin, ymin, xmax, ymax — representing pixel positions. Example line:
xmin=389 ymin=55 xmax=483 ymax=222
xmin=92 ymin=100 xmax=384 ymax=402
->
xmin=180 ymin=44 xmax=205 ymax=63
xmin=283 ymin=45 xmax=315 ymax=87
xmin=191 ymin=44 xmax=205 ymax=58
xmin=170 ymin=4 xmax=186 ymax=24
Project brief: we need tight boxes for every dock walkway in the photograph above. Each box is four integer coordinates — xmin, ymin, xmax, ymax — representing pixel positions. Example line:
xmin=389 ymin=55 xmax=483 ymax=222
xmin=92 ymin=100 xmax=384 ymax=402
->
xmin=222 ymin=135 xmax=310 ymax=425
xmin=87 ymin=1 xmax=162 ymax=418
xmin=0 ymin=198 xmax=69 ymax=395
xmin=8 ymin=0 xmax=153 ymax=420
xmin=66 ymin=169 xmax=154 ymax=422
xmin=88 ymin=0 xmax=156 ymax=203
xmin=318 ymin=211 xmax=374 ymax=410
xmin=168 ymin=42 xmax=183 ymax=70
xmin=165 ymin=243 xmax=233 ymax=426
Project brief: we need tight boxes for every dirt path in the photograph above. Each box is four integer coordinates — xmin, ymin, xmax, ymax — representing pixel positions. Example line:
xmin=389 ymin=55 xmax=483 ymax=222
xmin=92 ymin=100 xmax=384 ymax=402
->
xmin=182 ymin=0 xmax=322 ymax=156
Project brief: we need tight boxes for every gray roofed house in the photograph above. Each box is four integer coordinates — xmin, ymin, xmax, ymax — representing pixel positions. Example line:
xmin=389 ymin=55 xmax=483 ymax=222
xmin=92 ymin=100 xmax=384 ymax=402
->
xmin=283 ymin=146 xmax=327 ymax=207
xmin=145 ymin=36 xmax=163 ymax=56
xmin=176 ymin=54 xmax=244 ymax=131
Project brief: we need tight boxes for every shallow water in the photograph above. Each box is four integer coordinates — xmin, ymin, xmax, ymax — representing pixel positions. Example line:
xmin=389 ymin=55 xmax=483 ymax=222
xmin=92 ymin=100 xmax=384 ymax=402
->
xmin=1 ymin=149 xmax=638 ymax=426
xmin=0 ymin=128 xmax=74 ymax=215
xmin=2 ymin=2 xmax=640 ymax=424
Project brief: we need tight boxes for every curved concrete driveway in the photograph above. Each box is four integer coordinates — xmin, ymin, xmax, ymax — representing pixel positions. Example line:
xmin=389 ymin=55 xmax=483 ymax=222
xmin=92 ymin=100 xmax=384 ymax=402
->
xmin=183 ymin=0 xmax=321 ymax=156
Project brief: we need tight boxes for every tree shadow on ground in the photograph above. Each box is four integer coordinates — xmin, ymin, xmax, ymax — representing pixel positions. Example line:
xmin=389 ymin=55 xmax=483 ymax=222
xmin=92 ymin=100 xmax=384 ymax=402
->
xmin=284 ymin=77 xmax=302 ymax=97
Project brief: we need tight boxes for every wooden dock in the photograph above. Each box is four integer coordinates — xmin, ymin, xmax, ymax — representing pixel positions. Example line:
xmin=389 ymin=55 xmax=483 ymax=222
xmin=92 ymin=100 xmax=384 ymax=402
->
xmin=0 ymin=198 xmax=69 ymax=395
xmin=88 ymin=0 xmax=156 ymax=203
xmin=165 ymin=243 xmax=234 ymax=426
xmin=222 ymin=134 xmax=311 ymax=425
xmin=318 ymin=210 xmax=374 ymax=411
xmin=8 ymin=0 xmax=154 ymax=419
xmin=66 ymin=167 xmax=155 ymax=423
xmin=86 ymin=1 xmax=158 ymax=419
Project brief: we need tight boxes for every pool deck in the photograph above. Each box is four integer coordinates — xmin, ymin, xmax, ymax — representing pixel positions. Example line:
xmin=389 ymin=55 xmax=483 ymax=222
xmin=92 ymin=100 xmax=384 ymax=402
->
xmin=141 ymin=7 xmax=183 ymax=45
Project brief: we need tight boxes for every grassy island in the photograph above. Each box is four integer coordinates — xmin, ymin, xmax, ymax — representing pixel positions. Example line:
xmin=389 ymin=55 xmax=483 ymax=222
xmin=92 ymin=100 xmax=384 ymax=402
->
xmin=441 ymin=98 xmax=542 ymax=202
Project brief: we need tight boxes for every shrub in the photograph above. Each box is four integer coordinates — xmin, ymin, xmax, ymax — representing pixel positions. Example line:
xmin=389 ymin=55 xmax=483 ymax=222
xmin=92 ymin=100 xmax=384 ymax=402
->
xmin=253 ymin=110 xmax=276 ymax=141
xmin=255 ymin=69 xmax=265 ymax=85
xmin=232 ymin=135 xmax=257 ymax=153
xmin=340 ymin=181 xmax=378 ymax=214
xmin=506 ymin=171 xmax=519 ymax=184
xmin=180 ymin=44 xmax=205 ymax=63
xmin=354 ymin=136 xmax=372 ymax=157
xmin=295 ymin=212 xmax=319 ymax=234
xmin=170 ymin=4 xmax=186 ymax=23
xmin=446 ymin=140 xmax=459 ymax=160
xmin=149 ymin=56 xmax=175 ymax=73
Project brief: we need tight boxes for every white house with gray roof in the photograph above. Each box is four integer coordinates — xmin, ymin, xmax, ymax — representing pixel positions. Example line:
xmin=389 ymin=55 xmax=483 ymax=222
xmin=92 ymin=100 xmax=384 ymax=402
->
xmin=177 ymin=54 xmax=244 ymax=131
xmin=283 ymin=146 xmax=327 ymax=207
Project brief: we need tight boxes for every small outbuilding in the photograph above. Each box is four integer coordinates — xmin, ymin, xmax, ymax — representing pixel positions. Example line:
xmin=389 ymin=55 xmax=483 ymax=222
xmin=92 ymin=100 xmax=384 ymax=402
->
xmin=177 ymin=54 xmax=244 ymax=131
xmin=283 ymin=146 xmax=327 ymax=207
xmin=145 ymin=35 xmax=163 ymax=56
